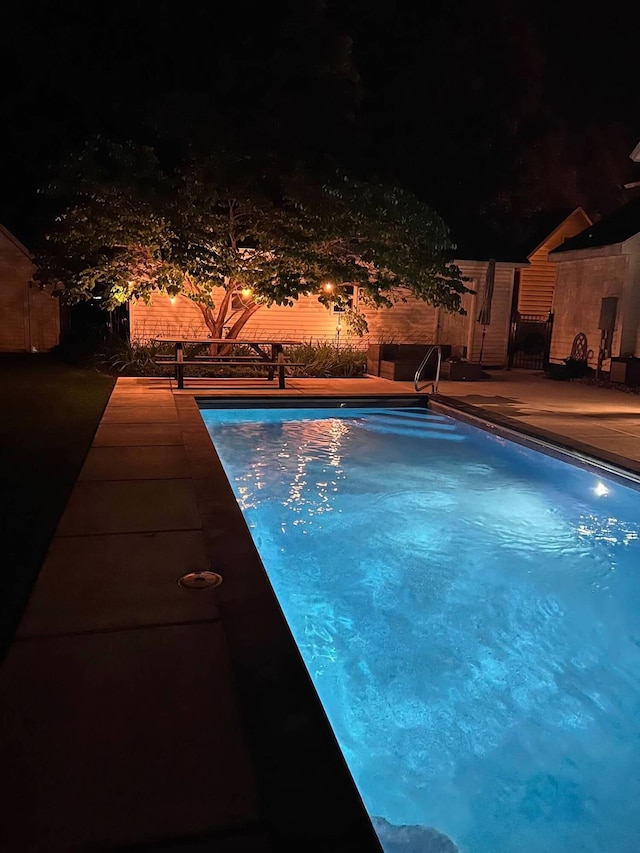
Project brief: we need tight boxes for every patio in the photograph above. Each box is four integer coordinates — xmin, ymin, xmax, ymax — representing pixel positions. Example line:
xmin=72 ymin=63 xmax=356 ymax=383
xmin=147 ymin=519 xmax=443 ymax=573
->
xmin=1 ymin=370 xmax=639 ymax=851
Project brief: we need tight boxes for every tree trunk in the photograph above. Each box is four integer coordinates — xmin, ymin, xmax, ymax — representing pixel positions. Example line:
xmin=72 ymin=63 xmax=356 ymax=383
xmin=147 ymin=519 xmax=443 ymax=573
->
xmin=194 ymin=303 xmax=223 ymax=352
xmin=191 ymin=287 xmax=263 ymax=355
xmin=227 ymin=302 xmax=262 ymax=338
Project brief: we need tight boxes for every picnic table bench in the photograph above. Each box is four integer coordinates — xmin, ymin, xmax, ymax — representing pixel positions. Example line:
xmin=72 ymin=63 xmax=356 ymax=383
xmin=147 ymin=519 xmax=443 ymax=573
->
xmin=151 ymin=337 xmax=303 ymax=389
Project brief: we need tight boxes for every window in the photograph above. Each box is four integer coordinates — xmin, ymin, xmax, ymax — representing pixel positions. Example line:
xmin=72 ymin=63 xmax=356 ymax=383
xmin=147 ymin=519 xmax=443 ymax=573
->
xmin=333 ymin=285 xmax=355 ymax=312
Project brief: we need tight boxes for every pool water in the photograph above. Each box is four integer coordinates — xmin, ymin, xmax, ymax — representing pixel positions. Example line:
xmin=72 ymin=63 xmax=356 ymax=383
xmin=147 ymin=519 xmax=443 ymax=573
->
xmin=200 ymin=405 xmax=640 ymax=853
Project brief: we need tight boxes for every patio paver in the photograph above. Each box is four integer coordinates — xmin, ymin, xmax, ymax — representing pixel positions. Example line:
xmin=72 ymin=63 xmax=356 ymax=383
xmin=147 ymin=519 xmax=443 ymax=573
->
xmin=106 ymin=390 xmax=174 ymax=402
xmin=17 ymin=530 xmax=217 ymax=637
xmin=79 ymin=444 xmax=190 ymax=480
xmin=431 ymin=370 xmax=640 ymax=473
xmin=57 ymin=478 xmax=202 ymax=536
xmin=100 ymin=404 xmax=179 ymax=423
xmin=0 ymin=622 xmax=258 ymax=853
xmin=94 ymin=422 xmax=184 ymax=446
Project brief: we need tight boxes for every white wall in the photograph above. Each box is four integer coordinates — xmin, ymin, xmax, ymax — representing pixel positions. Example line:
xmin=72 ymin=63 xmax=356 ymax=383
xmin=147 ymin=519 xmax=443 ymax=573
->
xmin=620 ymin=235 xmax=640 ymax=356
xmin=550 ymin=250 xmax=628 ymax=368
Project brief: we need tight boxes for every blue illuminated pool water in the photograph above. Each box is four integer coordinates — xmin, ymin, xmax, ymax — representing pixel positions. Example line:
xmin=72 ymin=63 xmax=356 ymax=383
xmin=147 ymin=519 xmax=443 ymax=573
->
xmin=200 ymin=405 xmax=640 ymax=853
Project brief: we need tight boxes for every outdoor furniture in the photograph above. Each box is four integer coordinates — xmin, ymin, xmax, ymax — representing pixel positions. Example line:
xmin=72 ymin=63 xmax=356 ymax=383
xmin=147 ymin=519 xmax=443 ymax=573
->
xmin=570 ymin=333 xmax=588 ymax=362
xmin=368 ymin=344 xmax=452 ymax=381
xmin=439 ymin=360 xmax=485 ymax=381
xmin=151 ymin=337 xmax=303 ymax=389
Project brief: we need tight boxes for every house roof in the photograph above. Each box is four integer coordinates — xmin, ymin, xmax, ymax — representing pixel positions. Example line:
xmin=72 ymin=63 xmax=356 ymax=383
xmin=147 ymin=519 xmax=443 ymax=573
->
xmin=525 ymin=207 xmax=591 ymax=258
xmin=446 ymin=207 xmax=598 ymax=265
xmin=550 ymin=198 xmax=640 ymax=255
xmin=0 ymin=224 xmax=32 ymax=259
xmin=520 ymin=208 xmax=577 ymax=255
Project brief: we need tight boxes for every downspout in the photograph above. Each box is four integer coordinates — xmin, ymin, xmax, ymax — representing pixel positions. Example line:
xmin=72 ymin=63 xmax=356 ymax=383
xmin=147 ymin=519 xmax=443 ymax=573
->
xmin=26 ymin=280 xmax=33 ymax=352
xmin=466 ymin=279 xmax=477 ymax=361
xmin=507 ymin=269 xmax=521 ymax=369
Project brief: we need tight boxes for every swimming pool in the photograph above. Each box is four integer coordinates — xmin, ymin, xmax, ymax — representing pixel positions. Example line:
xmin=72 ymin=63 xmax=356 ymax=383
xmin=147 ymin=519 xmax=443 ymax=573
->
xmin=200 ymin=402 xmax=640 ymax=853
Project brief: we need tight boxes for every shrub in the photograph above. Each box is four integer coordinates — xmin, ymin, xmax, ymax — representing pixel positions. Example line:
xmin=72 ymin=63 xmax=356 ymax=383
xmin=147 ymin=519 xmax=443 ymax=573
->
xmin=89 ymin=336 xmax=367 ymax=378
xmin=288 ymin=342 xmax=366 ymax=377
xmin=91 ymin=336 xmax=174 ymax=376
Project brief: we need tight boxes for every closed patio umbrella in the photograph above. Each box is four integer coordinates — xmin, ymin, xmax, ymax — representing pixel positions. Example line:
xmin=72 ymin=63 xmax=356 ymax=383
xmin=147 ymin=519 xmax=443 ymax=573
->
xmin=477 ymin=258 xmax=495 ymax=364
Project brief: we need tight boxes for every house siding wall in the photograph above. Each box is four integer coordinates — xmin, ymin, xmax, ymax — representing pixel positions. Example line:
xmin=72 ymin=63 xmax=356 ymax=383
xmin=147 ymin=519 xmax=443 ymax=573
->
xmin=465 ymin=263 xmax=514 ymax=366
xmin=130 ymin=289 xmax=381 ymax=345
xmin=518 ymin=247 xmax=557 ymax=316
xmin=130 ymin=260 xmax=515 ymax=365
xmin=620 ymin=236 xmax=640 ymax=356
xmin=518 ymin=210 xmax=592 ymax=316
xmin=549 ymin=253 xmax=629 ymax=368
xmin=0 ymin=228 xmax=59 ymax=352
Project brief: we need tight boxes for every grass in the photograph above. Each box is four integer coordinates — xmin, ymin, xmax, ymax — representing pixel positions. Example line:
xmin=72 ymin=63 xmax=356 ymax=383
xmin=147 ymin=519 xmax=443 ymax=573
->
xmin=0 ymin=354 xmax=114 ymax=659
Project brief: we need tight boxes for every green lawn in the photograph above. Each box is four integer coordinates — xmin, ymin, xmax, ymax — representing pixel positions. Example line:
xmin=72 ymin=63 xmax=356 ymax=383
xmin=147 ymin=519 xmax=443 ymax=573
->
xmin=0 ymin=354 xmax=114 ymax=659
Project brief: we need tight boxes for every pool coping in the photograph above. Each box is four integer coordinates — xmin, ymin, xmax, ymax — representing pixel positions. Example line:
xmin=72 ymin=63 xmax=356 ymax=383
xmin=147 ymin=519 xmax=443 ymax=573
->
xmin=175 ymin=393 xmax=385 ymax=852
xmin=431 ymin=394 xmax=640 ymax=487
xmin=197 ymin=390 xmax=640 ymax=486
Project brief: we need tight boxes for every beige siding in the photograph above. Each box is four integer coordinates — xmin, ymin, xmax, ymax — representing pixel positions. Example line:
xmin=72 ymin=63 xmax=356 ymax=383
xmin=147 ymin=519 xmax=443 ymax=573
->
xmin=435 ymin=261 xmax=515 ymax=366
xmin=518 ymin=209 xmax=592 ymax=316
xmin=130 ymin=289 xmax=375 ymax=346
xmin=0 ymin=227 xmax=60 ymax=352
xmin=363 ymin=295 xmax=437 ymax=343
xmin=550 ymin=254 xmax=628 ymax=368
xmin=518 ymin=248 xmax=557 ymax=316
xmin=466 ymin=263 xmax=515 ymax=366
xmin=620 ymin=236 xmax=640 ymax=356
xmin=131 ymin=259 xmax=515 ymax=365
xmin=28 ymin=287 xmax=61 ymax=351
xmin=131 ymin=293 xmax=216 ymax=341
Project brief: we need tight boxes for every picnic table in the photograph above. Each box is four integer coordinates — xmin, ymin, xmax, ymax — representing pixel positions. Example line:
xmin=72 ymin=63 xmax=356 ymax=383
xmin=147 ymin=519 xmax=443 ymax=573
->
xmin=151 ymin=337 xmax=303 ymax=389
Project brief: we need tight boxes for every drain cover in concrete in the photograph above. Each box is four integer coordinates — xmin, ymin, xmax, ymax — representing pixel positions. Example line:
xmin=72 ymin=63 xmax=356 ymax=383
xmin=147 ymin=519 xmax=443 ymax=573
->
xmin=177 ymin=571 xmax=223 ymax=589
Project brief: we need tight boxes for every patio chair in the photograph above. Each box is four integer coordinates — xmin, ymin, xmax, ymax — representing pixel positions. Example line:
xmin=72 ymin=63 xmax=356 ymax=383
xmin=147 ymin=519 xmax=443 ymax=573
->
xmin=569 ymin=333 xmax=588 ymax=362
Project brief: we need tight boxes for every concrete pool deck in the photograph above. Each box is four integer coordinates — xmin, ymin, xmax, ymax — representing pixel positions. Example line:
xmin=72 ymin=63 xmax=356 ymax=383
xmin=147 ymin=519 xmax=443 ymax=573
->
xmin=1 ymin=369 xmax=639 ymax=851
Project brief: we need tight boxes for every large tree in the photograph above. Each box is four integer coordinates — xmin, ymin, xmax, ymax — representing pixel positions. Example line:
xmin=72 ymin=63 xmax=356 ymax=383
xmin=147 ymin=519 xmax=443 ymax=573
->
xmin=36 ymin=138 xmax=468 ymax=343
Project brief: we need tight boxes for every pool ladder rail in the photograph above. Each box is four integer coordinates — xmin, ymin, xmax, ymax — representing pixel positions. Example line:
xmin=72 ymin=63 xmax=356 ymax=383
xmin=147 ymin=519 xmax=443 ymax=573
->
xmin=414 ymin=345 xmax=442 ymax=394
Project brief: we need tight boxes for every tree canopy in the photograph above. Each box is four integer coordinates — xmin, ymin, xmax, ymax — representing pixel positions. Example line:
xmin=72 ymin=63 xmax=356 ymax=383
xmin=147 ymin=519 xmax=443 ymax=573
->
xmin=4 ymin=1 xmax=639 ymax=249
xmin=35 ymin=137 xmax=468 ymax=339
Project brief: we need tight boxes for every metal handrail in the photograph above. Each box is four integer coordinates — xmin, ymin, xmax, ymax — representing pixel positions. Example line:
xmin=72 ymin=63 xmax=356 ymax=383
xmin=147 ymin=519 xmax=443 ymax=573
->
xmin=414 ymin=345 xmax=442 ymax=393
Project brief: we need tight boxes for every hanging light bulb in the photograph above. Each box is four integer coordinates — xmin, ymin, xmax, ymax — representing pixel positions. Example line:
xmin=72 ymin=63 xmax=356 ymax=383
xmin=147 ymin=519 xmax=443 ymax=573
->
xmin=323 ymin=282 xmax=334 ymax=294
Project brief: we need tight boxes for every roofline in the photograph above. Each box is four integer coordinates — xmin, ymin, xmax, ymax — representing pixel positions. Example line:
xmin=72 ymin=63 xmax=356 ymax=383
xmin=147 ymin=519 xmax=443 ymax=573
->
xmin=551 ymin=242 xmax=624 ymax=260
xmin=622 ymin=231 xmax=640 ymax=251
xmin=526 ymin=207 xmax=593 ymax=259
xmin=631 ymin=141 xmax=640 ymax=162
xmin=0 ymin=224 xmax=32 ymax=259
xmin=454 ymin=257 xmax=529 ymax=268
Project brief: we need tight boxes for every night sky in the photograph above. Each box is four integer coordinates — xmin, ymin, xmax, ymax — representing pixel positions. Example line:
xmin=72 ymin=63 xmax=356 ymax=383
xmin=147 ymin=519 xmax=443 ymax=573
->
xmin=1 ymin=0 xmax=639 ymax=253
